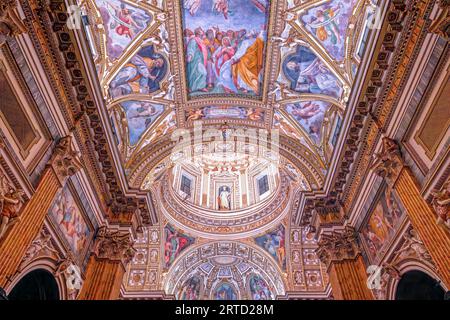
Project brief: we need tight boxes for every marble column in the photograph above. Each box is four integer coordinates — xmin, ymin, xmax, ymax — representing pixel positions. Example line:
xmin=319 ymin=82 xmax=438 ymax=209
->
xmin=372 ymin=137 xmax=450 ymax=288
xmin=78 ymin=227 xmax=135 ymax=300
xmin=0 ymin=136 xmax=82 ymax=287
xmin=317 ymin=227 xmax=374 ymax=300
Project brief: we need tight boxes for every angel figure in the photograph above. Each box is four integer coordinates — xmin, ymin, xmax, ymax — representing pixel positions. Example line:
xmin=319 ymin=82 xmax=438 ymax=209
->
xmin=105 ymin=1 xmax=148 ymax=39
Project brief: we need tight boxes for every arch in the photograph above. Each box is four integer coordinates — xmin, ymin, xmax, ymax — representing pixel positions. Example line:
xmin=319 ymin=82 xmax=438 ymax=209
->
xmin=6 ymin=255 xmax=70 ymax=300
xmin=395 ymin=270 xmax=445 ymax=300
xmin=8 ymin=269 xmax=60 ymax=300
xmin=385 ymin=258 xmax=448 ymax=300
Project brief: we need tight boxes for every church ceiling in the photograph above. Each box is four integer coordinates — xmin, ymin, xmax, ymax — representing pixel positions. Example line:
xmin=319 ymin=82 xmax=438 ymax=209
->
xmin=75 ymin=0 xmax=375 ymax=298
xmin=78 ymin=0 xmax=371 ymax=176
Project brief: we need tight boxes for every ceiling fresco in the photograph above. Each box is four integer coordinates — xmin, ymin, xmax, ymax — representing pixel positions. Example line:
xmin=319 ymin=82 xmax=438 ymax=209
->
xmin=95 ymin=0 xmax=153 ymax=61
xmin=299 ymin=0 xmax=358 ymax=62
xmin=80 ymin=0 xmax=370 ymax=168
xmin=182 ymin=0 xmax=270 ymax=98
xmin=78 ymin=0 xmax=375 ymax=298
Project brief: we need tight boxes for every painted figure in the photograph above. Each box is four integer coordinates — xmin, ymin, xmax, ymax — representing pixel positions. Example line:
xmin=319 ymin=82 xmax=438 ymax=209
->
xmin=164 ymin=225 xmax=194 ymax=268
xmin=182 ymin=0 xmax=269 ymax=96
xmin=106 ymin=2 xmax=145 ymax=39
xmin=285 ymin=101 xmax=329 ymax=144
xmin=307 ymin=4 xmax=343 ymax=45
xmin=121 ymin=101 xmax=164 ymax=145
xmin=110 ymin=46 xmax=166 ymax=98
xmin=49 ymin=187 xmax=90 ymax=254
xmin=97 ymin=0 xmax=150 ymax=60
xmin=186 ymin=28 xmax=208 ymax=92
xmin=301 ymin=0 xmax=356 ymax=61
xmin=231 ymin=31 xmax=264 ymax=93
xmin=0 ymin=185 xmax=25 ymax=240
xmin=362 ymin=190 xmax=403 ymax=261
xmin=255 ymin=225 xmax=286 ymax=270
xmin=214 ymin=282 xmax=237 ymax=300
xmin=283 ymin=46 xmax=342 ymax=98
xmin=249 ymin=275 xmax=273 ymax=300
xmin=179 ymin=276 xmax=201 ymax=300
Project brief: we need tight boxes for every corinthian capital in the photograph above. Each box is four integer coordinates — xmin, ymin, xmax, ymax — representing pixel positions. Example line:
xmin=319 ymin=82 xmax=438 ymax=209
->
xmin=429 ymin=0 xmax=450 ymax=41
xmin=48 ymin=136 xmax=82 ymax=185
xmin=0 ymin=0 xmax=26 ymax=43
xmin=371 ymin=137 xmax=404 ymax=188
xmin=93 ymin=226 xmax=136 ymax=266
xmin=316 ymin=226 xmax=361 ymax=268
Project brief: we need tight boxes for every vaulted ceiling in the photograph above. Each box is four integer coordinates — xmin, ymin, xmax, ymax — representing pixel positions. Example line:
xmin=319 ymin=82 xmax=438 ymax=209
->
xmin=78 ymin=0 xmax=373 ymax=188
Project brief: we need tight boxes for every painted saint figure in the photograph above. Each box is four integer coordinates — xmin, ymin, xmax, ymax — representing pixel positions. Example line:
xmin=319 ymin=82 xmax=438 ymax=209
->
xmin=179 ymin=276 xmax=201 ymax=300
xmin=231 ymin=31 xmax=264 ymax=93
xmin=214 ymin=282 xmax=237 ymax=300
xmin=283 ymin=45 xmax=342 ymax=98
xmin=249 ymin=275 xmax=273 ymax=300
xmin=255 ymin=225 xmax=286 ymax=270
xmin=186 ymin=28 xmax=208 ymax=93
xmin=109 ymin=46 xmax=166 ymax=98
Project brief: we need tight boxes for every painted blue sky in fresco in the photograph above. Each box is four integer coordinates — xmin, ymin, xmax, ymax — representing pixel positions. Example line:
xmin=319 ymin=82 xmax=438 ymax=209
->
xmin=182 ymin=0 xmax=269 ymax=32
